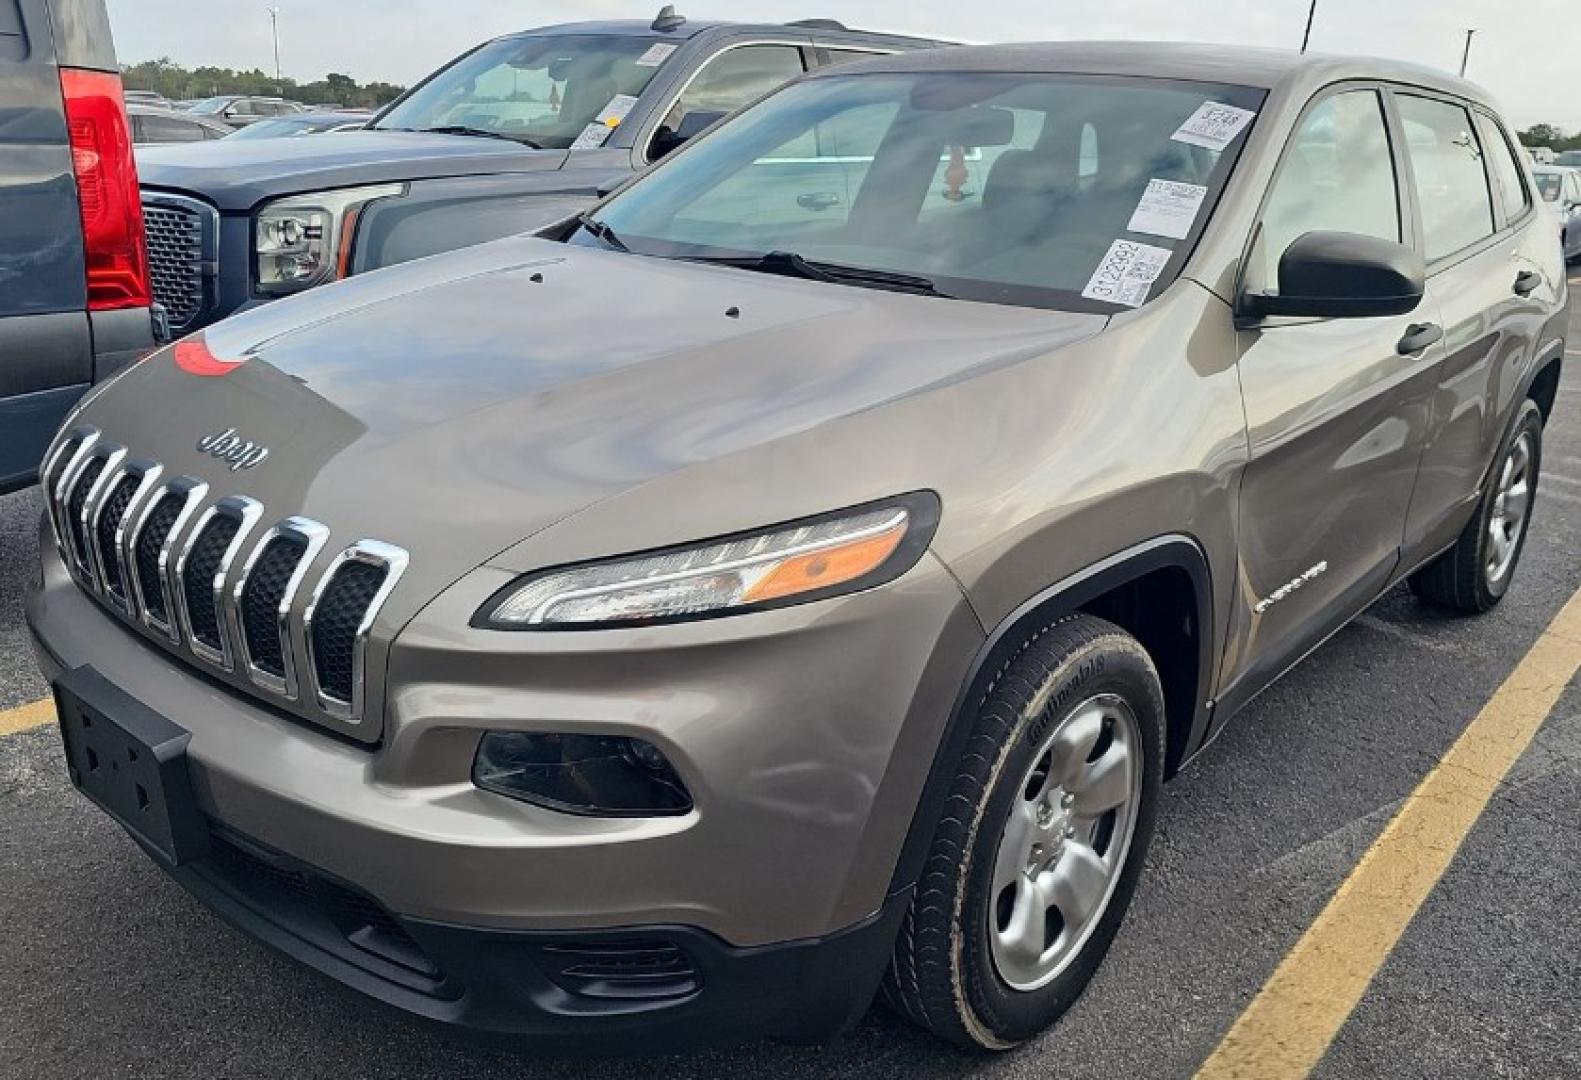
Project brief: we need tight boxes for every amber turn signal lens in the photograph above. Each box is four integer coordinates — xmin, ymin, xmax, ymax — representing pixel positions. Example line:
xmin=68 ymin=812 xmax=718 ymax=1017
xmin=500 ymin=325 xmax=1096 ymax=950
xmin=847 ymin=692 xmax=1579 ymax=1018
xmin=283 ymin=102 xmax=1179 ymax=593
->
xmin=741 ymin=522 xmax=907 ymax=603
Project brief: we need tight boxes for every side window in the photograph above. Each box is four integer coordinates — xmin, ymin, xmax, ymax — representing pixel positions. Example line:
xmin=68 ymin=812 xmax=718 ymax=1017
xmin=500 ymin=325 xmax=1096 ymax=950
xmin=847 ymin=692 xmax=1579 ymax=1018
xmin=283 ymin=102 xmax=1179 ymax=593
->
xmin=661 ymin=44 xmax=805 ymax=133
xmin=1397 ymin=95 xmax=1495 ymax=261
xmin=230 ymin=100 xmax=257 ymax=116
xmin=1476 ymin=113 xmax=1530 ymax=224
xmin=146 ymin=116 xmax=210 ymax=143
xmin=682 ymin=100 xmax=899 ymax=234
xmin=0 ymin=0 xmax=24 ymax=60
xmin=1257 ymin=89 xmax=1400 ymax=290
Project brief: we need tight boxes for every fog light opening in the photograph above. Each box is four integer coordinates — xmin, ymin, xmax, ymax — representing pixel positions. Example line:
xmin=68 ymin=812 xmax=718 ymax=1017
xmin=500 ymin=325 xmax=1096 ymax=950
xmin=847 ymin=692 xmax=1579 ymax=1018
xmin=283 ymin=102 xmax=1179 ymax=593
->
xmin=472 ymin=731 xmax=692 ymax=817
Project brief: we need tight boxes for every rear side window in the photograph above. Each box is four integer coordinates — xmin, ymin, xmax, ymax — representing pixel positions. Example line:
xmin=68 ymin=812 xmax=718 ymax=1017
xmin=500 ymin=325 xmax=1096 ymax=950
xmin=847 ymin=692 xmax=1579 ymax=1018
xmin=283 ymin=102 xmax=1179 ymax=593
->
xmin=144 ymin=115 xmax=209 ymax=142
xmin=0 ymin=0 xmax=24 ymax=60
xmin=1397 ymin=95 xmax=1495 ymax=261
xmin=1257 ymin=89 xmax=1399 ymax=290
xmin=663 ymin=44 xmax=805 ymax=130
xmin=1476 ymin=113 xmax=1530 ymax=224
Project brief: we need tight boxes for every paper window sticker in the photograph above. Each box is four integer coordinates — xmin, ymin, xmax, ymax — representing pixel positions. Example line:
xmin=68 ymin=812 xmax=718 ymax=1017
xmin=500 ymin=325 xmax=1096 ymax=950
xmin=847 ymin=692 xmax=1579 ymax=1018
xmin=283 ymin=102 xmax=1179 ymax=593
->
xmin=1081 ymin=239 xmax=1173 ymax=308
xmin=1127 ymin=179 xmax=1208 ymax=240
xmin=1171 ymin=102 xmax=1256 ymax=151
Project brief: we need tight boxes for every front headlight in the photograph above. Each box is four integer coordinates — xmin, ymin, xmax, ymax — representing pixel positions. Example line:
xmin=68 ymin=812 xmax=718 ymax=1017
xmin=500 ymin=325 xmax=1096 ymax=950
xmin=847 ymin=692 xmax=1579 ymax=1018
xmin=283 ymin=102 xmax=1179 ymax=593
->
xmin=477 ymin=493 xmax=940 ymax=629
xmin=254 ymin=184 xmax=405 ymax=295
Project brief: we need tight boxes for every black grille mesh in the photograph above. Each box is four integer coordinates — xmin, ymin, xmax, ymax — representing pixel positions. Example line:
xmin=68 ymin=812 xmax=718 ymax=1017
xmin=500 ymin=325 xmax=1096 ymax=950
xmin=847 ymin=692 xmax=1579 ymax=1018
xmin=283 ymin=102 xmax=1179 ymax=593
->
xmin=94 ymin=474 xmax=139 ymax=598
xmin=311 ymin=561 xmax=387 ymax=703
xmin=241 ymin=537 xmax=307 ymax=678
xmin=134 ymin=493 xmax=183 ymax=624
xmin=142 ymin=202 xmax=206 ymax=330
xmin=182 ymin=514 xmax=241 ymax=651
xmin=65 ymin=457 xmax=106 ymax=570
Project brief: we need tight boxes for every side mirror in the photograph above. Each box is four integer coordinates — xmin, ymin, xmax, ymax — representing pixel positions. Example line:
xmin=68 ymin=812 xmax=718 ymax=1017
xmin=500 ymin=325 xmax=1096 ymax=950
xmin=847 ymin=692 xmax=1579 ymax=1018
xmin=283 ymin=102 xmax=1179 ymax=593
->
xmin=650 ymin=108 xmax=727 ymax=158
xmin=1243 ymin=231 xmax=1424 ymax=319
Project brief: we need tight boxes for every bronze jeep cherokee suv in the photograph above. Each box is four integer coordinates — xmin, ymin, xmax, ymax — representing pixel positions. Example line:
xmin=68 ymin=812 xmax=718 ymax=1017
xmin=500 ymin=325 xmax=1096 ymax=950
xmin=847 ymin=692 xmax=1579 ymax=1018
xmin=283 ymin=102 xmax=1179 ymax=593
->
xmin=27 ymin=43 xmax=1567 ymax=1052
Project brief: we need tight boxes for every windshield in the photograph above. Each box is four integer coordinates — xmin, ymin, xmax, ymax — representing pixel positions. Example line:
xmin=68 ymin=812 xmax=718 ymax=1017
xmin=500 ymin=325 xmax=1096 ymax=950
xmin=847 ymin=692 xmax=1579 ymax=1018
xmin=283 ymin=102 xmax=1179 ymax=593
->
xmin=189 ymin=97 xmax=233 ymax=115
xmin=586 ymin=72 xmax=1264 ymax=311
xmin=1534 ymin=173 xmax=1562 ymax=200
xmin=1554 ymin=150 xmax=1581 ymax=166
xmin=374 ymin=33 xmax=676 ymax=148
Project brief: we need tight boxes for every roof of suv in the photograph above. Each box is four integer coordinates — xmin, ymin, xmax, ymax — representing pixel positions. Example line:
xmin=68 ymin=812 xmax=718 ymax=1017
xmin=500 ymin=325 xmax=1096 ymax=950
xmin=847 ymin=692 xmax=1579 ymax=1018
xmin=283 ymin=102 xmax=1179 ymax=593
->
xmin=513 ymin=16 xmax=945 ymax=46
xmin=813 ymin=41 xmax=1496 ymax=105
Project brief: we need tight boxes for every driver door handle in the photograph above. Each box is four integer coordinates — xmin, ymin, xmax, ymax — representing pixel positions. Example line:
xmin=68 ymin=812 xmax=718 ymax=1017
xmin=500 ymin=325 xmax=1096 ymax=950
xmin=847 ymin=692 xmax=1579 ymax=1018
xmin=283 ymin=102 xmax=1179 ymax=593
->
xmin=1513 ymin=270 xmax=1542 ymax=297
xmin=1396 ymin=322 xmax=1443 ymax=355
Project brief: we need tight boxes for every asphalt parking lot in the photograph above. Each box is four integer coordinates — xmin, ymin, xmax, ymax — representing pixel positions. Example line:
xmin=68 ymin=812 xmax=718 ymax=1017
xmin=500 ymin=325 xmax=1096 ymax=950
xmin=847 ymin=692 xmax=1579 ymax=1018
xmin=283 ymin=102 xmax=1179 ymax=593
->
xmin=2 ymin=290 xmax=1579 ymax=1079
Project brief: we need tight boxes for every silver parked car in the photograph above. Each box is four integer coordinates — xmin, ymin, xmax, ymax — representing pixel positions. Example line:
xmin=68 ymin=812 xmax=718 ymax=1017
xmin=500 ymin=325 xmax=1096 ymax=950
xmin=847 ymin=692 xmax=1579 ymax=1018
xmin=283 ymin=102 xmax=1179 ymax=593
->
xmin=28 ymin=43 xmax=1567 ymax=1053
xmin=1533 ymin=164 xmax=1581 ymax=261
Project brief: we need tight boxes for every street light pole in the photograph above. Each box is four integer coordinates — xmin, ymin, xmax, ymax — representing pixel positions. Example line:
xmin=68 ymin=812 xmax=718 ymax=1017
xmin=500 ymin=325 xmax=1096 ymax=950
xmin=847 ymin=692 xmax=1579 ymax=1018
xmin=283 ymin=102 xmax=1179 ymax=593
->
xmin=1300 ymin=0 xmax=1318 ymax=53
xmin=267 ymin=6 xmax=281 ymax=85
xmin=1459 ymin=28 xmax=1475 ymax=77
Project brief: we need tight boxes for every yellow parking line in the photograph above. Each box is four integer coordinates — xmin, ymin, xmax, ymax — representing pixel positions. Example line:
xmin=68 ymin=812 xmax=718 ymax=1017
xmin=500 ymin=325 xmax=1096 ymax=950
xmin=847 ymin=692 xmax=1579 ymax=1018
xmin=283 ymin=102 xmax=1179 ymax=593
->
xmin=1195 ymin=585 xmax=1581 ymax=1080
xmin=0 ymin=698 xmax=55 ymax=737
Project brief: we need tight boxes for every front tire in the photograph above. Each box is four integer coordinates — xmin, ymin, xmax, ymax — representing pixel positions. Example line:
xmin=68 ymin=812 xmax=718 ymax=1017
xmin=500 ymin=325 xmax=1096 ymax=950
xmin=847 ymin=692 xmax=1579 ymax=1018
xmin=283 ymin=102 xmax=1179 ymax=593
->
xmin=1410 ymin=399 xmax=1542 ymax=613
xmin=883 ymin=614 xmax=1165 ymax=1049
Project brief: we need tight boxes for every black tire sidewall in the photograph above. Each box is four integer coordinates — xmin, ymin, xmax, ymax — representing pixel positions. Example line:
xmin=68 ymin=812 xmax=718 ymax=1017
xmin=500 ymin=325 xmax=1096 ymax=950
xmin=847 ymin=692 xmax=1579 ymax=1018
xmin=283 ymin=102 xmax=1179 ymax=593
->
xmin=956 ymin=631 xmax=1166 ymax=1044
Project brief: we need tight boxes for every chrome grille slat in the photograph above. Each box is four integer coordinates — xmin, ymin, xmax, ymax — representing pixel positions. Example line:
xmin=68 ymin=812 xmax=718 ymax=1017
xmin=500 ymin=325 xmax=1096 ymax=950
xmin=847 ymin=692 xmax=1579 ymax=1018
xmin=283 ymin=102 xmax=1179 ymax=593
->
xmin=46 ymin=430 xmax=408 ymax=739
xmin=232 ymin=518 xmax=329 ymax=700
xmin=173 ymin=496 xmax=262 ymax=672
xmin=65 ymin=444 xmax=126 ymax=588
xmin=128 ymin=476 xmax=208 ymax=642
xmin=304 ymin=541 xmax=409 ymax=725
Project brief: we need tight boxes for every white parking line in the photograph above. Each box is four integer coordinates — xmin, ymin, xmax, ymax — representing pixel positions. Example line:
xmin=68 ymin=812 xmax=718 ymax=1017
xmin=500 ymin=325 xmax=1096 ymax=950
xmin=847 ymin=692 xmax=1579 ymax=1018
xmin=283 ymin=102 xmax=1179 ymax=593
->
xmin=1547 ymin=472 xmax=1581 ymax=489
xmin=1541 ymin=487 xmax=1581 ymax=506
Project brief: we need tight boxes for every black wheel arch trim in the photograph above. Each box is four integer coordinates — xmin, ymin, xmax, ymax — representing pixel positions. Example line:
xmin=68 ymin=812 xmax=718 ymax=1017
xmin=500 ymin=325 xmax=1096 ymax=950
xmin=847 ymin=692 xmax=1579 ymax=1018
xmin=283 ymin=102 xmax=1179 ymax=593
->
xmin=887 ymin=534 xmax=1214 ymax=898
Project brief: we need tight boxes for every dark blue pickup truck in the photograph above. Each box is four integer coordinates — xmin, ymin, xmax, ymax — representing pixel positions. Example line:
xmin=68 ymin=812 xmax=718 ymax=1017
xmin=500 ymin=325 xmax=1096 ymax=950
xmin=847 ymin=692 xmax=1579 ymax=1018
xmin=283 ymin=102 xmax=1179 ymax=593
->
xmin=1 ymin=0 xmax=159 ymax=493
xmin=135 ymin=9 xmax=942 ymax=336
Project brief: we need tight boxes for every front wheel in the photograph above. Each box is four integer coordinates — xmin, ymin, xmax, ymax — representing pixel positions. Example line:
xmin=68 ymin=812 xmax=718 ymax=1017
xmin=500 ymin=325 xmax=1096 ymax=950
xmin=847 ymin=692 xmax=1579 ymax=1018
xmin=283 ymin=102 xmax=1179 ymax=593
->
xmin=1410 ymin=398 xmax=1542 ymax=613
xmin=883 ymin=614 xmax=1165 ymax=1048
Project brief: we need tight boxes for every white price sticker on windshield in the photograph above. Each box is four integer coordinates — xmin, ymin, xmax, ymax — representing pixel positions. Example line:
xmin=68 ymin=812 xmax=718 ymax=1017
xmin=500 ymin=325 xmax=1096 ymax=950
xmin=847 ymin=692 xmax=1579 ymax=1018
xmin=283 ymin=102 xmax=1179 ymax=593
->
xmin=597 ymin=93 xmax=639 ymax=127
xmin=571 ymin=123 xmax=612 ymax=149
xmin=1170 ymin=102 xmax=1256 ymax=150
xmin=636 ymin=42 xmax=679 ymax=66
xmin=1127 ymin=179 xmax=1208 ymax=240
xmin=1082 ymin=240 xmax=1172 ymax=308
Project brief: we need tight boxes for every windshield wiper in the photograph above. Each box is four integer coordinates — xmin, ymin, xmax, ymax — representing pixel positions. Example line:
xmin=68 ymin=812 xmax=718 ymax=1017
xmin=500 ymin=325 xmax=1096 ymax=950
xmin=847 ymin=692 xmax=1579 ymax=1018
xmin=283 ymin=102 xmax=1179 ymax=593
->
xmin=578 ymin=213 xmax=629 ymax=253
xmin=407 ymin=125 xmax=545 ymax=149
xmin=687 ymin=250 xmax=952 ymax=298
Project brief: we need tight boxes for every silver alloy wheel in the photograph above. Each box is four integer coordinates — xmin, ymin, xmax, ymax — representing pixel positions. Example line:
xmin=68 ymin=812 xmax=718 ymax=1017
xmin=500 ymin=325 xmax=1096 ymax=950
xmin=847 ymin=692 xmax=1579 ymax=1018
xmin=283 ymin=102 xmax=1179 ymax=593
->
xmin=988 ymin=693 xmax=1143 ymax=991
xmin=1486 ymin=430 xmax=1534 ymax=586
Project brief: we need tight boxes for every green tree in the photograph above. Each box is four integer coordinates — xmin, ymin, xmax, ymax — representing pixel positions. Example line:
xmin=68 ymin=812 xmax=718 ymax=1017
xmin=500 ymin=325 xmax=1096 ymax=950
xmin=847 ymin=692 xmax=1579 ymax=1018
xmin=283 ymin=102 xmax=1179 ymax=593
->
xmin=119 ymin=58 xmax=406 ymax=108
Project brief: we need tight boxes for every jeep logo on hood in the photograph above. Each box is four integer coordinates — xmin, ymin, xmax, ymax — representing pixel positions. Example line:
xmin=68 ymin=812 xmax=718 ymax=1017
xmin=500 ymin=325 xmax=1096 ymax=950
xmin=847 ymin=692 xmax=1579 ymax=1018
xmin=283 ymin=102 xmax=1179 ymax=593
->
xmin=197 ymin=428 xmax=270 ymax=472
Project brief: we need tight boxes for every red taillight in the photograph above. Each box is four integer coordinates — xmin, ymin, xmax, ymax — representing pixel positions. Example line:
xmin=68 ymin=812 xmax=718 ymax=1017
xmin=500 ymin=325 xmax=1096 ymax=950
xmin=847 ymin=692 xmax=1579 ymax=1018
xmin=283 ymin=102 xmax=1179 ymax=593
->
xmin=59 ymin=68 xmax=150 ymax=311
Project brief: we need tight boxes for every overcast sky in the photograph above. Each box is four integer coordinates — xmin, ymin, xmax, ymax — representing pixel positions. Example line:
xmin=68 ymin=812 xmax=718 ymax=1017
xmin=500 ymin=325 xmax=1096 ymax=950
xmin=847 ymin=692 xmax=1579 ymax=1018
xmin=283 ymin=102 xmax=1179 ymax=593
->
xmin=108 ymin=0 xmax=1580 ymax=132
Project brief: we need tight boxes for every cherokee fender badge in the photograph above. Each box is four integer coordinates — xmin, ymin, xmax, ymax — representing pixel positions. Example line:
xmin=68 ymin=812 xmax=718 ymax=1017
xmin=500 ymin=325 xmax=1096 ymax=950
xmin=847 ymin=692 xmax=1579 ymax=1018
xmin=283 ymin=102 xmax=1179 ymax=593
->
xmin=1254 ymin=561 xmax=1328 ymax=614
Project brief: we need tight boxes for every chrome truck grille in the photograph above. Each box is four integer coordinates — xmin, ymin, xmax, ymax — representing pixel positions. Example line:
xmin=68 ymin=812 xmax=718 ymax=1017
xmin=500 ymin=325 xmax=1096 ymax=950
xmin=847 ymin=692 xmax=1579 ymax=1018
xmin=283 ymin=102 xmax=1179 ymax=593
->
xmin=42 ymin=427 xmax=407 ymax=739
xmin=141 ymin=193 xmax=219 ymax=333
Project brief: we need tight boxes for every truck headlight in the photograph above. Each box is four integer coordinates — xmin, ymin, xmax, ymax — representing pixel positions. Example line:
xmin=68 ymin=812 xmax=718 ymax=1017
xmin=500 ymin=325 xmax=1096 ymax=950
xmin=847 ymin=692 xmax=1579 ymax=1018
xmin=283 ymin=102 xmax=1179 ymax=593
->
xmin=254 ymin=184 xmax=405 ymax=295
xmin=476 ymin=493 xmax=940 ymax=629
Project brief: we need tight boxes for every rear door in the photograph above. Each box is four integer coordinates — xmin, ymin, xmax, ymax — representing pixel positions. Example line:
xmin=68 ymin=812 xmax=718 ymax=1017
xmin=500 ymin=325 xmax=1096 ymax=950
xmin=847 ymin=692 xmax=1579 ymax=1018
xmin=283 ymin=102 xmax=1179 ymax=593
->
xmin=1394 ymin=95 xmax=1555 ymax=561
xmin=0 ymin=0 xmax=93 ymax=491
xmin=1226 ymin=85 xmax=1444 ymax=701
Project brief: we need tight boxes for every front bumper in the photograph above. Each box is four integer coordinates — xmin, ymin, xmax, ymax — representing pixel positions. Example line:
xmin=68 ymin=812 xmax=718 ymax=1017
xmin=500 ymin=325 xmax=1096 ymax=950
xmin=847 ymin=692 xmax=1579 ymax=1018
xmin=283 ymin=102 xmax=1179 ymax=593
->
xmin=27 ymin=523 xmax=982 ymax=1045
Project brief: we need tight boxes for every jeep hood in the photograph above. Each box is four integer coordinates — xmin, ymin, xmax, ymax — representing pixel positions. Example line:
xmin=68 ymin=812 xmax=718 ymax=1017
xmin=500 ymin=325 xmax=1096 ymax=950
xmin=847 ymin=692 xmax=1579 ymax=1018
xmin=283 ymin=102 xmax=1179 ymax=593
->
xmin=136 ymin=130 xmax=569 ymax=211
xmin=73 ymin=236 xmax=1105 ymax=608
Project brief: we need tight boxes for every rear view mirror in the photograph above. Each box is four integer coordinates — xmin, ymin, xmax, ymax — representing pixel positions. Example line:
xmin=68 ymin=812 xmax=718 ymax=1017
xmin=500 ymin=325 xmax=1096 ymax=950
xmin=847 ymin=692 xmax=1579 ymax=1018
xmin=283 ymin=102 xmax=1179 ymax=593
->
xmin=938 ymin=105 xmax=1015 ymax=148
xmin=651 ymin=108 xmax=727 ymax=158
xmin=1243 ymin=231 xmax=1424 ymax=319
